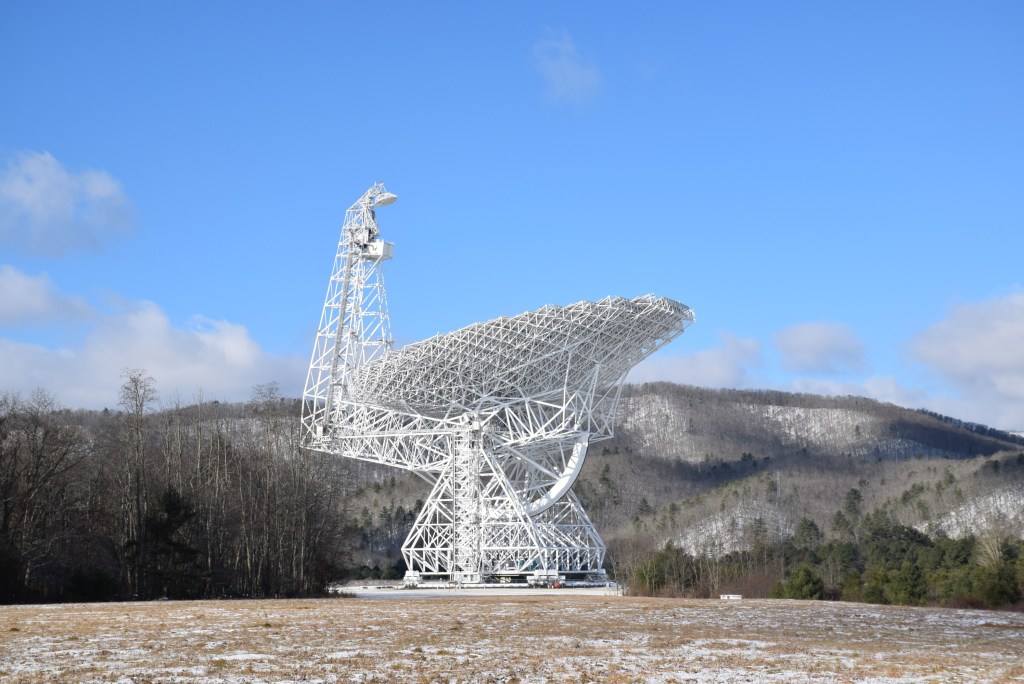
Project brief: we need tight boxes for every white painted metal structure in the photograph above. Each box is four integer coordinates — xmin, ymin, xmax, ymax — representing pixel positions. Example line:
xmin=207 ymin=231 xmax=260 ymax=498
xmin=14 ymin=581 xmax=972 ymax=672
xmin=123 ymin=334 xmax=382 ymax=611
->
xmin=302 ymin=184 xmax=695 ymax=583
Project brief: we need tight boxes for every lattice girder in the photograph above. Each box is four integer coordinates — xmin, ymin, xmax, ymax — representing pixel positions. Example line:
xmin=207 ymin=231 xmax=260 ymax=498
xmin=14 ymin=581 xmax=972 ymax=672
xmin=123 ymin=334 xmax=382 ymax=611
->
xmin=301 ymin=184 xmax=695 ymax=583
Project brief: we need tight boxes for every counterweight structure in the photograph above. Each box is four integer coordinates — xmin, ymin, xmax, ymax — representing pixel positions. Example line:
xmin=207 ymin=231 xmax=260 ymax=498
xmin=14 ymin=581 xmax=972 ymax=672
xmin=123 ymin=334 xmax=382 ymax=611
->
xmin=302 ymin=184 xmax=695 ymax=584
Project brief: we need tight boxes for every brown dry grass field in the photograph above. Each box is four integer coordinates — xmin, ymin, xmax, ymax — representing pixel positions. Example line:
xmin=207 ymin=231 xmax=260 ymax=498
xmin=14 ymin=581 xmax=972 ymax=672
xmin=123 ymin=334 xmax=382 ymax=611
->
xmin=2 ymin=592 xmax=1023 ymax=683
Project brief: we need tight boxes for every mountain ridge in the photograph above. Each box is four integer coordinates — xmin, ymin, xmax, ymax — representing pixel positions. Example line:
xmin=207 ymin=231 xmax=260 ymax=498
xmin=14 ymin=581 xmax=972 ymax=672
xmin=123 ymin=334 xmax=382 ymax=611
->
xmin=341 ymin=381 xmax=1024 ymax=574
xmin=3 ymin=380 xmax=1021 ymax=601
xmin=573 ymin=382 xmax=1024 ymax=562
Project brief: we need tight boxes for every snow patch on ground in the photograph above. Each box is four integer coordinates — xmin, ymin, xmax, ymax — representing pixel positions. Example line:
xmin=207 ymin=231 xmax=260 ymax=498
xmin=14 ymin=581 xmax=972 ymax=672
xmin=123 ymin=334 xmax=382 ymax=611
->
xmin=1 ymin=596 xmax=1022 ymax=682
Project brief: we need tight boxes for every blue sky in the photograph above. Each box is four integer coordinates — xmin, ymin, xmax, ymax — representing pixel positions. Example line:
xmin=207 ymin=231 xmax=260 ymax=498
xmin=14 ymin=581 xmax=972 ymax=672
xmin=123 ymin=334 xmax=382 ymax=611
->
xmin=2 ymin=2 xmax=1023 ymax=429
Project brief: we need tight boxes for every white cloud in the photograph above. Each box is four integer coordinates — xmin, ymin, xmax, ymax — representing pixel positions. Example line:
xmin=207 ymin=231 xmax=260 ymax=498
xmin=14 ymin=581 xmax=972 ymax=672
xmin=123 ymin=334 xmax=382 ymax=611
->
xmin=533 ymin=30 xmax=601 ymax=103
xmin=909 ymin=291 xmax=1024 ymax=429
xmin=775 ymin=322 xmax=867 ymax=374
xmin=628 ymin=333 xmax=763 ymax=388
xmin=0 ymin=299 xmax=304 ymax=409
xmin=0 ymin=151 xmax=133 ymax=254
xmin=0 ymin=265 xmax=93 ymax=324
xmin=782 ymin=295 xmax=1024 ymax=429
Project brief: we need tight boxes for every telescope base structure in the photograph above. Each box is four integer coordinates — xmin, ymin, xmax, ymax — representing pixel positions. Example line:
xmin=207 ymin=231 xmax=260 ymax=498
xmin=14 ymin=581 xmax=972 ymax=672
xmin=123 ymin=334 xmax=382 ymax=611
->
xmin=400 ymin=437 xmax=606 ymax=585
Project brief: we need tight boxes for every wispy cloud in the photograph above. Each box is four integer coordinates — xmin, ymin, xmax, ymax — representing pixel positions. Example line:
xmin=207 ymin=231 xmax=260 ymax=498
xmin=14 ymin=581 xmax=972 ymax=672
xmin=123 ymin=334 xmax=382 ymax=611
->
xmin=533 ymin=30 xmax=601 ymax=104
xmin=775 ymin=322 xmax=867 ymax=374
xmin=0 ymin=265 xmax=93 ymax=324
xmin=0 ymin=151 xmax=133 ymax=254
xmin=629 ymin=332 xmax=763 ymax=388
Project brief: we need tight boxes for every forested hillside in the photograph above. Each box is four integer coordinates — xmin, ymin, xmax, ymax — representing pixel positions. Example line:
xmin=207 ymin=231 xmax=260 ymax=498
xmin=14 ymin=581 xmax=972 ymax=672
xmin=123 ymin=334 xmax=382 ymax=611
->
xmin=616 ymin=383 xmax=1021 ymax=463
xmin=581 ymin=384 xmax=1024 ymax=606
xmin=566 ymin=384 xmax=1022 ymax=544
xmin=2 ymin=377 xmax=1022 ymax=606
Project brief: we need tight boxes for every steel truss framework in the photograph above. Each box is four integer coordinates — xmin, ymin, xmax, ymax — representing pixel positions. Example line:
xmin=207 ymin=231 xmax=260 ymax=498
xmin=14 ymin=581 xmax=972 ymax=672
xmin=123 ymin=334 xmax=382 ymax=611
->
xmin=302 ymin=184 xmax=695 ymax=582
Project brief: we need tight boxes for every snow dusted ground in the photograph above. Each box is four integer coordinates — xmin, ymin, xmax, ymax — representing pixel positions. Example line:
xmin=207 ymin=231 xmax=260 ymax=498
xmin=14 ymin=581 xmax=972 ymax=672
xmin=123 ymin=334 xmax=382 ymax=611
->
xmin=2 ymin=594 xmax=1022 ymax=683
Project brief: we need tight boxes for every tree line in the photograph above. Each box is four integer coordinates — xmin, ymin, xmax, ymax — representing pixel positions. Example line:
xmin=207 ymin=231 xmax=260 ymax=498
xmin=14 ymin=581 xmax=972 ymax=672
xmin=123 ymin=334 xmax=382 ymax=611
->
xmin=1 ymin=372 xmax=354 ymax=603
xmin=613 ymin=487 xmax=1024 ymax=610
xmin=4 ymin=373 xmax=1022 ymax=608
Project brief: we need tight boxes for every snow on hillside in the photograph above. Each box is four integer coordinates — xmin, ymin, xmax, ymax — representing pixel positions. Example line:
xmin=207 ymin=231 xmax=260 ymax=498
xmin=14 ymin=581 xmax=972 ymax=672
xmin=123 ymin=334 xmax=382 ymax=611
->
xmin=616 ymin=384 xmax=999 ymax=463
xmin=919 ymin=485 xmax=1024 ymax=539
xmin=747 ymin=404 xmax=961 ymax=459
xmin=747 ymin=404 xmax=870 ymax=444
xmin=674 ymin=501 xmax=795 ymax=558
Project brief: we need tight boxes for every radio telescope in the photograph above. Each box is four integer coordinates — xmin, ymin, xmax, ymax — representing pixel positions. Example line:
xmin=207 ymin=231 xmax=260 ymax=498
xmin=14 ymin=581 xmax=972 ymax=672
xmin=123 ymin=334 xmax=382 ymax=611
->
xmin=302 ymin=183 xmax=695 ymax=585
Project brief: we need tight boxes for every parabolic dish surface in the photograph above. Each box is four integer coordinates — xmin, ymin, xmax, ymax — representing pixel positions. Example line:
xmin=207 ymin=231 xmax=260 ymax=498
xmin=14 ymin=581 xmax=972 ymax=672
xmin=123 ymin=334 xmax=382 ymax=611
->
xmin=351 ymin=294 xmax=694 ymax=412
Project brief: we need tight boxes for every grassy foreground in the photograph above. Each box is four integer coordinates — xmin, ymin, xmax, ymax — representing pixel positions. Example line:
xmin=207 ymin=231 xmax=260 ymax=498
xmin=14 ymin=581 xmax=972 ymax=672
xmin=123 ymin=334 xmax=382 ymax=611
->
xmin=1 ymin=594 xmax=1022 ymax=682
